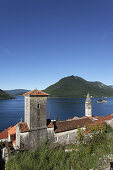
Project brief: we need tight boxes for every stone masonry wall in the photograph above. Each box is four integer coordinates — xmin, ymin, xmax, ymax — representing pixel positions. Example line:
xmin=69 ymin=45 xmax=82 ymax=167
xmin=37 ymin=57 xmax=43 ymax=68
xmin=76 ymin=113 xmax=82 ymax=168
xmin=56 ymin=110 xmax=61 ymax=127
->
xmin=20 ymin=129 xmax=47 ymax=149
xmin=24 ymin=96 xmax=30 ymax=129
xmin=47 ymin=128 xmax=78 ymax=145
xmin=85 ymin=102 xmax=92 ymax=117
xmin=16 ymin=124 xmax=20 ymax=149
xmin=30 ymin=96 xmax=47 ymax=130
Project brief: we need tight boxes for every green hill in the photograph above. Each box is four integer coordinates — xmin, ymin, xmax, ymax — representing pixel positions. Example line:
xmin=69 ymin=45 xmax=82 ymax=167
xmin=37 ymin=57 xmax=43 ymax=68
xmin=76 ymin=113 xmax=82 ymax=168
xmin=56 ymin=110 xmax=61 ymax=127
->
xmin=5 ymin=89 xmax=30 ymax=96
xmin=44 ymin=75 xmax=113 ymax=98
xmin=0 ymin=89 xmax=15 ymax=99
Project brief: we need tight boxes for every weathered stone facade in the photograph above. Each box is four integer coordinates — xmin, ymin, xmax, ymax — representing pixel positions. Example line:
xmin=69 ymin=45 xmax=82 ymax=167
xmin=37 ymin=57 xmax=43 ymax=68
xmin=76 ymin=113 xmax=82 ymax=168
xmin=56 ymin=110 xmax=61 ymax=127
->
xmin=47 ymin=128 xmax=78 ymax=145
xmin=21 ymin=90 xmax=48 ymax=149
xmin=29 ymin=96 xmax=47 ymax=130
xmin=85 ymin=93 xmax=92 ymax=117
xmin=16 ymin=124 xmax=20 ymax=149
xmin=24 ymin=96 xmax=30 ymax=129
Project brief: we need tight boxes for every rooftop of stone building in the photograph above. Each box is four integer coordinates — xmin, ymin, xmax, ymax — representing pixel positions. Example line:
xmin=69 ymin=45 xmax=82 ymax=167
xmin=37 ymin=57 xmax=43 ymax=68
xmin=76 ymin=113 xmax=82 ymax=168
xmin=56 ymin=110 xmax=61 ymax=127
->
xmin=0 ymin=121 xmax=29 ymax=145
xmin=83 ymin=121 xmax=106 ymax=135
xmin=47 ymin=121 xmax=54 ymax=128
xmin=8 ymin=124 xmax=17 ymax=136
xmin=0 ymin=131 xmax=8 ymax=139
xmin=18 ymin=122 xmax=29 ymax=133
xmin=54 ymin=117 xmax=93 ymax=133
xmin=47 ymin=114 xmax=113 ymax=133
xmin=23 ymin=89 xmax=48 ymax=96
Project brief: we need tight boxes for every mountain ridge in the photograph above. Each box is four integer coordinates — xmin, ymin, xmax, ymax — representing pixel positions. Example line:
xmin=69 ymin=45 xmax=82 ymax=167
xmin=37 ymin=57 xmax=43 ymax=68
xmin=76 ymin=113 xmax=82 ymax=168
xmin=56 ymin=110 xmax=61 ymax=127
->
xmin=44 ymin=75 xmax=113 ymax=98
xmin=4 ymin=89 xmax=30 ymax=96
xmin=0 ymin=89 xmax=15 ymax=99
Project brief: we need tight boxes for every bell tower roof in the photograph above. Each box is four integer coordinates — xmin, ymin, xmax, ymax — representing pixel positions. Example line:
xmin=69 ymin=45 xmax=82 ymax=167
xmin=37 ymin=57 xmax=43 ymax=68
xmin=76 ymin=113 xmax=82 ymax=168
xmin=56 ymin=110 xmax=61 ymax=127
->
xmin=86 ymin=92 xmax=91 ymax=103
xmin=23 ymin=89 xmax=48 ymax=96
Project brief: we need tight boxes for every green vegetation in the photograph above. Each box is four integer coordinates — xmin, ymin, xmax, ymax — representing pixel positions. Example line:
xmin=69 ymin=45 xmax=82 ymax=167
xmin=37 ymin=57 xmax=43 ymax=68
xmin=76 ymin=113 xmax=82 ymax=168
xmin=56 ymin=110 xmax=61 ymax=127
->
xmin=6 ymin=124 xmax=113 ymax=170
xmin=44 ymin=75 xmax=113 ymax=98
xmin=0 ymin=142 xmax=5 ymax=170
xmin=56 ymin=116 xmax=58 ymax=122
xmin=0 ymin=89 xmax=15 ymax=99
xmin=5 ymin=89 xmax=29 ymax=96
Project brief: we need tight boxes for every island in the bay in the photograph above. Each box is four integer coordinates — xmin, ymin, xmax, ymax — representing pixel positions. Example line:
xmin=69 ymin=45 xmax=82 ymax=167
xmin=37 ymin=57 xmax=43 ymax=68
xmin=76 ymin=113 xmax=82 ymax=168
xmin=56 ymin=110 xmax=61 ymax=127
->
xmin=97 ymin=99 xmax=107 ymax=103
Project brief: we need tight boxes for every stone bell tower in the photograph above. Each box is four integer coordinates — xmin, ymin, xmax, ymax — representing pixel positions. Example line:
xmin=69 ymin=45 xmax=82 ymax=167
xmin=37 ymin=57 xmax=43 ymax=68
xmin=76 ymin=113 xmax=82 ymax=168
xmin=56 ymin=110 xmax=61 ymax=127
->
xmin=85 ymin=92 xmax=92 ymax=117
xmin=24 ymin=89 xmax=48 ymax=148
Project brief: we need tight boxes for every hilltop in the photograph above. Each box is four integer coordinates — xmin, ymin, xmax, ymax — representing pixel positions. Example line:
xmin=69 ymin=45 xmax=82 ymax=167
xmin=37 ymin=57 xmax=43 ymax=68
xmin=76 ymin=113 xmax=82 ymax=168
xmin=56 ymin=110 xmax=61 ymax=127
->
xmin=5 ymin=89 xmax=29 ymax=96
xmin=44 ymin=75 xmax=113 ymax=98
xmin=0 ymin=89 xmax=15 ymax=99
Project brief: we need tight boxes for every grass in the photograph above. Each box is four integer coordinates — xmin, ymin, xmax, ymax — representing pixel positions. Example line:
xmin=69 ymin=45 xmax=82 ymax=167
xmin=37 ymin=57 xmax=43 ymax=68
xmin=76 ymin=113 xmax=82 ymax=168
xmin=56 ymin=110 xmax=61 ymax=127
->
xmin=6 ymin=125 xmax=113 ymax=170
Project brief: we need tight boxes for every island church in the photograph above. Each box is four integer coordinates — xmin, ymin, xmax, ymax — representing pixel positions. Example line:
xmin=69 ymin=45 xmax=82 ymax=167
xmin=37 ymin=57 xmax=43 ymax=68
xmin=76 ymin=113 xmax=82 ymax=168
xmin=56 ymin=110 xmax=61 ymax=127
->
xmin=0 ymin=89 xmax=113 ymax=151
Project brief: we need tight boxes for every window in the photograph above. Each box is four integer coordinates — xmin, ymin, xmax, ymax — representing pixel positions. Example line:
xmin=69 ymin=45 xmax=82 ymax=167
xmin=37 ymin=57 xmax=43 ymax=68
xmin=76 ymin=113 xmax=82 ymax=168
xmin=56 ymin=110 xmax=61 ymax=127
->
xmin=54 ymin=136 xmax=58 ymax=142
xmin=37 ymin=104 xmax=40 ymax=109
xmin=66 ymin=134 xmax=69 ymax=139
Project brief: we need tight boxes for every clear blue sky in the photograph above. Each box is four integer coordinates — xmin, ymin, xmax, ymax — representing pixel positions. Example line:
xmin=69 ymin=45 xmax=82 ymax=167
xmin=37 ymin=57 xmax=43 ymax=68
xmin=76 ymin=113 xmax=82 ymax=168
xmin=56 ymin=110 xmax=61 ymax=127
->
xmin=0 ymin=0 xmax=113 ymax=90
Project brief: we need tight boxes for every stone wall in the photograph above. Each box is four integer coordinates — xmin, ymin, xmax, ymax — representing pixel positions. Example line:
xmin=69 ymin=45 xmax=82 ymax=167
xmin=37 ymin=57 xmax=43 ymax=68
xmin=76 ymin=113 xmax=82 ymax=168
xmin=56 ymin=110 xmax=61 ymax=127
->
xmin=85 ymin=102 xmax=92 ymax=117
xmin=20 ymin=128 xmax=47 ymax=149
xmin=24 ymin=96 xmax=30 ymax=129
xmin=0 ymin=138 xmax=8 ymax=142
xmin=16 ymin=124 xmax=20 ymax=149
xmin=105 ymin=119 xmax=113 ymax=128
xmin=23 ymin=95 xmax=48 ymax=150
xmin=47 ymin=128 xmax=54 ymax=143
xmin=47 ymin=128 xmax=78 ymax=145
xmin=30 ymin=96 xmax=47 ymax=130
xmin=20 ymin=132 xmax=29 ymax=149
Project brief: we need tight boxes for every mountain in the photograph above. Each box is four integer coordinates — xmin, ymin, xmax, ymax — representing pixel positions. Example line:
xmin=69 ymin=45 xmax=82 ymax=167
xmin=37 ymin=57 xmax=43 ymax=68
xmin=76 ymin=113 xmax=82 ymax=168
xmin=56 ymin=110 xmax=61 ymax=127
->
xmin=0 ymin=89 xmax=15 ymax=99
xmin=44 ymin=75 xmax=113 ymax=98
xmin=4 ymin=89 xmax=30 ymax=96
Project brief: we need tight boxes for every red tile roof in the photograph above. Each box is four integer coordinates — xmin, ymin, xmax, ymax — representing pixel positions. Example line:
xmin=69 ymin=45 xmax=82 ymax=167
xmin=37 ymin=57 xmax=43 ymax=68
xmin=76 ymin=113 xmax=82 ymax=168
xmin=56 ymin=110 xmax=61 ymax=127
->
xmin=8 ymin=124 xmax=17 ymax=135
xmin=18 ymin=122 xmax=29 ymax=133
xmin=54 ymin=117 xmax=93 ymax=133
xmin=83 ymin=115 xmax=113 ymax=135
xmin=83 ymin=121 xmax=106 ymax=135
xmin=80 ymin=116 xmax=88 ymax=119
xmin=103 ymin=114 xmax=113 ymax=121
xmin=24 ymin=89 xmax=48 ymax=96
xmin=89 ymin=116 xmax=105 ymax=121
xmin=47 ymin=122 xmax=54 ymax=128
xmin=73 ymin=116 xmax=79 ymax=120
xmin=0 ymin=131 xmax=8 ymax=139
xmin=4 ymin=126 xmax=13 ymax=132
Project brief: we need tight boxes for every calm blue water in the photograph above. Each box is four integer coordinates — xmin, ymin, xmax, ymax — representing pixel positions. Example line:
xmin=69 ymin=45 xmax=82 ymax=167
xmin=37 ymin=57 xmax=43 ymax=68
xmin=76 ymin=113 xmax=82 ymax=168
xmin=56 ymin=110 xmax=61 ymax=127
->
xmin=0 ymin=96 xmax=113 ymax=131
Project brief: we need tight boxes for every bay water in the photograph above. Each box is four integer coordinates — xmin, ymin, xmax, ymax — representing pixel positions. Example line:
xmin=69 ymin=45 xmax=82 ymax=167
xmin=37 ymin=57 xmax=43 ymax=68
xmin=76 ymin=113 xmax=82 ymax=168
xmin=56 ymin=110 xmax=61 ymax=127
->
xmin=0 ymin=96 xmax=113 ymax=131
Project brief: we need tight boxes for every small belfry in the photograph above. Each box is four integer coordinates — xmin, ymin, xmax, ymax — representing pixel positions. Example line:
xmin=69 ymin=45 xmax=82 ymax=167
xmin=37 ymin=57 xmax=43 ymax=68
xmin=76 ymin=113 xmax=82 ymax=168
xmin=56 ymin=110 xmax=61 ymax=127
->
xmin=85 ymin=92 xmax=92 ymax=117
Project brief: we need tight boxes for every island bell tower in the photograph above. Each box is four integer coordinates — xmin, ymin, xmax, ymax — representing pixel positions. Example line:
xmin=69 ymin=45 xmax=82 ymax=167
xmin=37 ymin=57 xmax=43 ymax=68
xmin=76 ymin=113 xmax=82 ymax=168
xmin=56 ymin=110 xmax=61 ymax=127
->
xmin=85 ymin=92 xmax=92 ymax=117
xmin=24 ymin=89 xmax=48 ymax=149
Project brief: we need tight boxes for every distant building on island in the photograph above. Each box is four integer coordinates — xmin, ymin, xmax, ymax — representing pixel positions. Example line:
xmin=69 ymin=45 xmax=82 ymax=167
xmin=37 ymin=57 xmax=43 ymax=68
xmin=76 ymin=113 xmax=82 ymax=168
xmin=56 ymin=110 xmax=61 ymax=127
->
xmin=0 ymin=89 xmax=113 ymax=154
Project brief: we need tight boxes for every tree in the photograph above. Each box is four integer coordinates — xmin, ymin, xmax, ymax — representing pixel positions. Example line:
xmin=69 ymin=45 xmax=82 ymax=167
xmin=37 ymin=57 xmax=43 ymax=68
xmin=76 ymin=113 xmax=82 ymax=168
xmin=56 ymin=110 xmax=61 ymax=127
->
xmin=77 ymin=126 xmax=84 ymax=143
xmin=56 ymin=116 xmax=58 ymax=122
